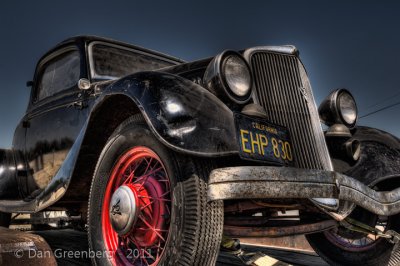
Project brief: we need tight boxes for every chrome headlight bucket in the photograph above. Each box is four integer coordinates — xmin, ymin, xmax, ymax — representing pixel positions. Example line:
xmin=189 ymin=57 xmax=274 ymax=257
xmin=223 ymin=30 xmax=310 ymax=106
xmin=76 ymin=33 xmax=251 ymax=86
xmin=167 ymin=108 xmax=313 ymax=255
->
xmin=319 ymin=89 xmax=358 ymax=128
xmin=203 ymin=50 xmax=252 ymax=104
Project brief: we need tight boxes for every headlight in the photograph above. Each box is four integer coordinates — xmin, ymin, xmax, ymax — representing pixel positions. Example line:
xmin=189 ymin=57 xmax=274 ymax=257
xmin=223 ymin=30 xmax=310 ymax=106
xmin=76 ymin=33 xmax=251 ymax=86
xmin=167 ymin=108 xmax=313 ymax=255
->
xmin=338 ymin=92 xmax=357 ymax=126
xmin=203 ymin=50 xmax=252 ymax=104
xmin=318 ymin=89 xmax=358 ymax=128
xmin=224 ymin=55 xmax=252 ymax=97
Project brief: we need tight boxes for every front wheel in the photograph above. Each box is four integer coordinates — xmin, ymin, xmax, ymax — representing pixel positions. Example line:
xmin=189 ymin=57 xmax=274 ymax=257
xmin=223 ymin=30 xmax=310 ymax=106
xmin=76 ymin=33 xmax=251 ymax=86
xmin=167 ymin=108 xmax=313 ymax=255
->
xmin=88 ymin=116 xmax=223 ymax=265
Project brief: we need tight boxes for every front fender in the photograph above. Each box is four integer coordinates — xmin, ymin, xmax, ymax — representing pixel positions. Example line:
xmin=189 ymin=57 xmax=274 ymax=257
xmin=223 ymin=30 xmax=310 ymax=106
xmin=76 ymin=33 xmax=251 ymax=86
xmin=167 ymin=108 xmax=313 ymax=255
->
xmin=0 ymin=71 xmax=238 ymax=213
xmin=99 ymin=71 xmax=238 ymax=156
xmin=336 ymin=126 xmax=400 ymax=186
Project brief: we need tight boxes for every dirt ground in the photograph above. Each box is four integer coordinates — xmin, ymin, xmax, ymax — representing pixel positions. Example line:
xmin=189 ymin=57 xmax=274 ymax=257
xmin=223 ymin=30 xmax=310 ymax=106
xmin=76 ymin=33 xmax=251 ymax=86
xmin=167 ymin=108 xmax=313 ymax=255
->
xmin=31 ymin=229 xmax=327 ymax=266
xmin=0 ymin=225 xmax=328 ymax=265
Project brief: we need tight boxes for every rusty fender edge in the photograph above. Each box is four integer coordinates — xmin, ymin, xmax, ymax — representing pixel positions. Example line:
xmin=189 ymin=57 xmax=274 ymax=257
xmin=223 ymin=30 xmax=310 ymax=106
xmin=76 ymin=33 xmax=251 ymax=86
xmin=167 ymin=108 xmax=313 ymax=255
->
xmin=207 ymin=166 xmax=400 ymax=216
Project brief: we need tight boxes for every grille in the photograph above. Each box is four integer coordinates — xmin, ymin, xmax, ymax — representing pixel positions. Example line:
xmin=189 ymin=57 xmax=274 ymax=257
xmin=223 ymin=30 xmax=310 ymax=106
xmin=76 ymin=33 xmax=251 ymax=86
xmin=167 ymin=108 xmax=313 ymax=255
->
xmin=247 ymin=50 xmax=332 ymax=170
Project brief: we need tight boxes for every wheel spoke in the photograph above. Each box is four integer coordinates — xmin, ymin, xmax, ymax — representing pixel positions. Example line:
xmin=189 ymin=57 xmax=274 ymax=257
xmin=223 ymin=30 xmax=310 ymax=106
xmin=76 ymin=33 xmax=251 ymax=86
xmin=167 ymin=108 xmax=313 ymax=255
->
xmin=141 ymin=255 xmax=150 ymax=266
xmin=157 ymin=179 xmax=170 ymax=182
xmin=134 ymin=167 xmax=163 ymax=187
xmin=138 ymin=215 xmax=166 ymax=242
xmin=165 ymin=203 xmax=171 ymax=215
xmin=156 ymin=240 xmax=163 ymax=260
xmin=123 ymin=170 xmax=135 ymax=185
xmin=143 ymin=248 xmax=156 ymax=261
xmin=143 ymin=158 xmax=153 ymax=175
xmin=128 ymin=236 xmax=141 ymax=264
xmin=138 ymin=195 xmax=171 ymax=202
xmin=123 ymin=158 xmax=145 ymax=185
xmin=140 ymin=199 xmax=155 ymax=211
xmin=136 ymin=160 xmax=160 ymax=181
xmin=129 ymin=236 xmax=151 ymax=266
xmin=136 ymin=228 xmax=168 ymax=232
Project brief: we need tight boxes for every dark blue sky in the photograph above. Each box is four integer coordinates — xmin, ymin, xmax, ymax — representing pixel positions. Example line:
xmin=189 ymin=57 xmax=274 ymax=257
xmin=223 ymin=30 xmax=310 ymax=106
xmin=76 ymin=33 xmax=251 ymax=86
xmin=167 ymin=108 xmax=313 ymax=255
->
xmin=0 ymin=0 xmax=399 ymax=148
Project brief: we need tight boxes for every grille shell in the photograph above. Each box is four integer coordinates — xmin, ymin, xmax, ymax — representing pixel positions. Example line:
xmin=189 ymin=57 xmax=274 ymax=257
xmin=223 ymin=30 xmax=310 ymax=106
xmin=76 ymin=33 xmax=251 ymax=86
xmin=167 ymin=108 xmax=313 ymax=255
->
xmin=244 ymin=48 xmax=332 ymax=170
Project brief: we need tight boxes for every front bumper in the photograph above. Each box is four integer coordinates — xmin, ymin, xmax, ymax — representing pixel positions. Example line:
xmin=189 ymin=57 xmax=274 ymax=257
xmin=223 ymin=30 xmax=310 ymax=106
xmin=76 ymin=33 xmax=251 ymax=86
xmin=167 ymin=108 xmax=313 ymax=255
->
xmin=207 ymin=166 xmax=400 ymax=216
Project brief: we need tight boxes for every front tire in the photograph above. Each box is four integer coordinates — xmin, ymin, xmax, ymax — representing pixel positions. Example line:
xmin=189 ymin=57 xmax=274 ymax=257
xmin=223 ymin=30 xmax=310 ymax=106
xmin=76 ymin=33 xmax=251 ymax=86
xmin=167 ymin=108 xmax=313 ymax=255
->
xmin=306 ymin=206 xmax=400 ymax=266
xmin=88 ymin=116 xmax=223 ymax=265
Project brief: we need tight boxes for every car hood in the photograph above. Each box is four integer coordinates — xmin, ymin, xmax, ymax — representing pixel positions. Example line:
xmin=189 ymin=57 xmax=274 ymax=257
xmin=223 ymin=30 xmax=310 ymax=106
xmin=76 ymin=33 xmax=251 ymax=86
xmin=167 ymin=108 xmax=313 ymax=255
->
xmin=92 ymin=56 xmax=213 ymax=91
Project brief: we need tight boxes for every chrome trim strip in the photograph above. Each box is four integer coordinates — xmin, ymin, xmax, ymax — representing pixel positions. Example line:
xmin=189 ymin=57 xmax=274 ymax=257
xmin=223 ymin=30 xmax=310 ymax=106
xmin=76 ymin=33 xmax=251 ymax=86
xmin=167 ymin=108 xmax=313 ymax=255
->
xmin=243 ymin=45 xmax=298 ymax=58
xmin=297 ymin=61 xmax=334 ymax=171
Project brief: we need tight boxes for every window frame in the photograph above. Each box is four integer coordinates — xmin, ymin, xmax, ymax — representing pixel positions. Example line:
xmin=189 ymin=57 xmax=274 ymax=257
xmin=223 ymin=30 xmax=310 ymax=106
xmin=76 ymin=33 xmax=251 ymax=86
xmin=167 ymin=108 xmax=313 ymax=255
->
xmin=87 ymin=41 xmax=178 ymax=81
xmin=32 ymin=46 xmax=82 ymax=106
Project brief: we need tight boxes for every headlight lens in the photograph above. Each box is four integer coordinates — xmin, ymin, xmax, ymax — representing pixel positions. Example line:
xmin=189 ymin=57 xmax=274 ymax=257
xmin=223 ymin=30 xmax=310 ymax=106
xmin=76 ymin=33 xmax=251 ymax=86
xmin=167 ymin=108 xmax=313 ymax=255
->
xmin=223 ymin=55 xmax=252 ymax=97
xmin=203 ymin=50 xmax=252 ymax=104
xmin=338 ymin=92 xmax=357 ymax=126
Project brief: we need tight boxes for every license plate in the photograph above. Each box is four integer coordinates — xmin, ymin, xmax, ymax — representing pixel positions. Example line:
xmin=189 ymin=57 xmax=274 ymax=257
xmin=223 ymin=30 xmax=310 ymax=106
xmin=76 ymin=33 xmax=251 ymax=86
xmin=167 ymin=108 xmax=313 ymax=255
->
xmin=234 ymin=113 xmax=294 ymax=166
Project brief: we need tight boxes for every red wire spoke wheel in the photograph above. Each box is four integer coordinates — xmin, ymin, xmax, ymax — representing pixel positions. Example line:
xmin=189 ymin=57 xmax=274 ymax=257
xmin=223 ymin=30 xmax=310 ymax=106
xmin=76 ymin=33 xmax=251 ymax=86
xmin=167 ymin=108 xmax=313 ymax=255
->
xmin=88 ymin=116 xmax=223 ymax=266
xmin=102 ymin=147 xmax=171 ymax=265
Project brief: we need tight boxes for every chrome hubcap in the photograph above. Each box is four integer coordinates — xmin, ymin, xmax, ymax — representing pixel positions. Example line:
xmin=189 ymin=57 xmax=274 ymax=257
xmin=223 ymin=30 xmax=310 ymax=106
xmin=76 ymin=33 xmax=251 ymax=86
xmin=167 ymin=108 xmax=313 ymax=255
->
xmin=109 ymin=185 xmax=138 ymax=236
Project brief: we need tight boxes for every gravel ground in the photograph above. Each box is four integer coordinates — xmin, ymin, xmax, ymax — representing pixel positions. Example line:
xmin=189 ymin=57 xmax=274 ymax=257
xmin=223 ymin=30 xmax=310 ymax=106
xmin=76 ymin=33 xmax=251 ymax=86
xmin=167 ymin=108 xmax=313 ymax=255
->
xmin=34 ymin=229 xmax=327 ymax=266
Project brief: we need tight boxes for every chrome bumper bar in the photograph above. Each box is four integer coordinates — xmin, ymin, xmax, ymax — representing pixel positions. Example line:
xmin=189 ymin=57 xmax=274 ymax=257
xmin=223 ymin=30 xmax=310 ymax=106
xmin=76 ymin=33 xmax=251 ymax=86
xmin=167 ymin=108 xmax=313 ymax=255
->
xmin=207 ymin=166 xmax=400 ymax=216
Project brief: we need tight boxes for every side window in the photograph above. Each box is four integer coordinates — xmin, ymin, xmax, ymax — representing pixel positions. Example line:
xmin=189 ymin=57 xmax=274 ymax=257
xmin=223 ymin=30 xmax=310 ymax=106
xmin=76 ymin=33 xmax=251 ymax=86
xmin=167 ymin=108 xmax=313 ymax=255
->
xmin=36 ymin=50 xmax=80 ymax=101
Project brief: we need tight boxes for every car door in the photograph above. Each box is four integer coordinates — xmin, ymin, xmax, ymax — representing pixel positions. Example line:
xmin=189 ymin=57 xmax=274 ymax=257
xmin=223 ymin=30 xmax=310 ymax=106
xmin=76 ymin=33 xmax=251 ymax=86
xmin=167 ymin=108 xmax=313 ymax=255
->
xmin=23 ymin=46 xmax=88 ymax=198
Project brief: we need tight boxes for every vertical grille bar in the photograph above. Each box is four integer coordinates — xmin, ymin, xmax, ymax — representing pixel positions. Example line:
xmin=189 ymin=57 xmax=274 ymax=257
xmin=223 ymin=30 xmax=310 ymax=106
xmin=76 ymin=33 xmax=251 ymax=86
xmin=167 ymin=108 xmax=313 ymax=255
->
xmin=248 ymin=50 xmax=332 ymax=170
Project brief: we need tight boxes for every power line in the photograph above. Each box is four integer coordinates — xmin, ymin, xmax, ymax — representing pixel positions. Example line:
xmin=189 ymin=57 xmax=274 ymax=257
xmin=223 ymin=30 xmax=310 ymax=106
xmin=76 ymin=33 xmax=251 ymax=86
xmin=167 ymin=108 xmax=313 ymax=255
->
xmin=359 ymin=101 xmax=400 ymax=119
xmin=365 ymin=90 xmax=400 ymax=110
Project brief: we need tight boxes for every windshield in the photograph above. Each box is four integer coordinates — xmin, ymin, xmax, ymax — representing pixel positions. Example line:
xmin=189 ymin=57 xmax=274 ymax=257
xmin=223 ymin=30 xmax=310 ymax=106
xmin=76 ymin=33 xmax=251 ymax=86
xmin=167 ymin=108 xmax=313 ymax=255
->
xmin=90 ymin=43 xmax=176 ymax=80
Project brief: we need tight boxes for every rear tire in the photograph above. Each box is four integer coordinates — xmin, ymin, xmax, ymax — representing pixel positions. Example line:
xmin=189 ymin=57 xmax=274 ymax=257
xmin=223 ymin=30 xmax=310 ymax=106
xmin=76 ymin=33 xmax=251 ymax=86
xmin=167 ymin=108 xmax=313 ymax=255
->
xmin=88 ymin=115 xmax=223 ymax=265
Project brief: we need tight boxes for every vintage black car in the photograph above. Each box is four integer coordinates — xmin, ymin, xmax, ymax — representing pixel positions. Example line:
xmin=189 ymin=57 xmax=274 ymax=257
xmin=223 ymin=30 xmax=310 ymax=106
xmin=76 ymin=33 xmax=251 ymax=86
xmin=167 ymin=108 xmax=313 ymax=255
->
xmin=0 ymin=36 xmax=399 ymax=266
